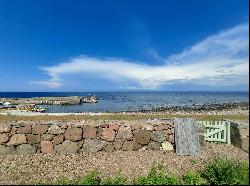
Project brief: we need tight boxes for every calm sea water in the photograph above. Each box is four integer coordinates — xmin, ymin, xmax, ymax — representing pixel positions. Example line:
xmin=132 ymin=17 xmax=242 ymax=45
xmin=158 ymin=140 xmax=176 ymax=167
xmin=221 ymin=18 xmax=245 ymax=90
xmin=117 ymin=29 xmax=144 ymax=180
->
xmin=0 ymin=92 xmax=248 ymax=113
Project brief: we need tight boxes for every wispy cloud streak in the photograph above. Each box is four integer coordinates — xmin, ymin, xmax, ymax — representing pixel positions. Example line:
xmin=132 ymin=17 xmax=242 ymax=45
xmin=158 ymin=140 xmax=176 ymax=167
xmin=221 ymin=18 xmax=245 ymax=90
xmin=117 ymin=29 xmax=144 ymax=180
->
xmin=31 ymin=23 xmax=249 ymax=89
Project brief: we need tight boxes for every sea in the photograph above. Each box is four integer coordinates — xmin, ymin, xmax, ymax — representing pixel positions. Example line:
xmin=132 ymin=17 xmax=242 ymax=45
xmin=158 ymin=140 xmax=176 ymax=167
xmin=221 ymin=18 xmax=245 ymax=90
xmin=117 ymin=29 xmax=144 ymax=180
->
xmin=0 ymin=92 xmax=248 ymax=113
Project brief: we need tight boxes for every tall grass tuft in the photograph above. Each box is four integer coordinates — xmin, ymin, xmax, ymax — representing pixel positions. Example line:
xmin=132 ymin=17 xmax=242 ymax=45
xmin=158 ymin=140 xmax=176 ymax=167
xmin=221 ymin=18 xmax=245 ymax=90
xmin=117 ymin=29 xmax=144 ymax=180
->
xmin=133 ymin=163 xmax=180 ymax=185
xmin=74 ymin=171 xmax=101 ymax=185
xmin=101 ymin=172 xmax=127 ymax=185
xmin=182 ymin=171 xmax=203 ymax=185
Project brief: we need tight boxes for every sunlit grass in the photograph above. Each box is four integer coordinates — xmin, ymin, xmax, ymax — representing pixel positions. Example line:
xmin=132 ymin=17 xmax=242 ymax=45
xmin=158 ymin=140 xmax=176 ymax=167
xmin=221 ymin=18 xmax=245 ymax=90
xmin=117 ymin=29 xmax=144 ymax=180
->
xmin=0 ymin=113 xmax=248 ymax=122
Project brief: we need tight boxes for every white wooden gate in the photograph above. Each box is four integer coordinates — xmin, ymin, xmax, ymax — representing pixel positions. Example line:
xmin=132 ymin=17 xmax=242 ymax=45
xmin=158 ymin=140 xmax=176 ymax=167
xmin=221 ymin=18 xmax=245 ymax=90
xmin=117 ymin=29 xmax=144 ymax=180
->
xmin=198 ymin=121 xmax=231 ymax=144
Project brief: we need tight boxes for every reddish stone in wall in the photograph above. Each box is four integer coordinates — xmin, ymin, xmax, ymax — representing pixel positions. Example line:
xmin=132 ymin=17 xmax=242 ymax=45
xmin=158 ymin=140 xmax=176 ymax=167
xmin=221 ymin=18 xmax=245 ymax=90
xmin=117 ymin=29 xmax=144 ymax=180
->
xmin=0 ymin=133 xmax=9 ymax=144
xmin=32 ymin=125 xmax=49 ymax=135
xmin=41 ymin=141 xmax=54 ymax=154
xmin=109 ymin=124 xmax=119 ymax=131
xmin=0 ymin=125 xmax=11 ymax=133
xmin=154 ymin=125 xmax=169 ymax=131
xmin=64 ymin=127 xmax=82 ymax=141
xmin=17 ymin=125 xmax=32 ymax=134
xmin=133 ymin=130 xmax=151 ymax=145
xmin=83 ymin=126 xmax=97 ymax=139
xmin=101 ymin=128 xmax=116 ymax=142
xmin=53 ymin=134 xmax=64 ymax=145
xmin=6 ymin=134 xmax=27 ymax=146
xmin=26 ymin=134 xmax=41 ymax=144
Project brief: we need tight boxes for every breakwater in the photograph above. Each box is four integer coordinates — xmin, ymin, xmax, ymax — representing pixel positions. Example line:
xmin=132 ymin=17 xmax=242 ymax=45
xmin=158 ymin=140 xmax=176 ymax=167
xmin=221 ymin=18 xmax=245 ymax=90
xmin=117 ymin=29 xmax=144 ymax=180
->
xmin=0 ymin=96 xmax=99 ymax=106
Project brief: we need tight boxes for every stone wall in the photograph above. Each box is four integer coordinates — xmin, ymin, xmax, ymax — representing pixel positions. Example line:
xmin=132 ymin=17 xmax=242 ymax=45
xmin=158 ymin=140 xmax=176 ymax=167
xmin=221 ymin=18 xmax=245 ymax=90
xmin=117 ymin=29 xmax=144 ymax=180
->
xmin=0 ymin=119 xmax=175 ymax=155
xmin=228 ymin=120 xmax=249 ymax=153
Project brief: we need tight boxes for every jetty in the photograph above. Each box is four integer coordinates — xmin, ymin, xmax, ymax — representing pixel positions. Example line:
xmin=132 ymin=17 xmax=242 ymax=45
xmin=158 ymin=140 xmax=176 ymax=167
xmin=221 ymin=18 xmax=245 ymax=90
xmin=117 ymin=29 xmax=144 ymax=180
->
xmin=0 ymin=95 xmax=99 ymax=106
xmin=0 ymin=95 xmax=99 ymax=112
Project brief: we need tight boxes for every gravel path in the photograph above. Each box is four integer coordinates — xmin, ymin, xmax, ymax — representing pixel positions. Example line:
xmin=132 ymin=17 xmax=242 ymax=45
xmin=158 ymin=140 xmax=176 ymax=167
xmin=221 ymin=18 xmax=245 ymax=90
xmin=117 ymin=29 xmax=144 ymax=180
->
xmin=0 ymin=143 xmax=248 ymax=185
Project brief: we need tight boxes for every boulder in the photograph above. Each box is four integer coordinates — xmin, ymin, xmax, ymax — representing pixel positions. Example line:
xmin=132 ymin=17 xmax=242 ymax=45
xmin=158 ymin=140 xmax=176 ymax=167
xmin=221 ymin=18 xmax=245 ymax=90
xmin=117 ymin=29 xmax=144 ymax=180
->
xmin=96 ymin=128 xmax=103 ymax=139
xmin=116 ymin=126 xmax=133 ymax=142
xmin=161 ymin=142 xmax=174 ymax=151
xmin=151 ymin=131 xmax=166 ymax=142
xmin=64 ymin=127 xmax=82 ymax=141
xmin=101 ymin=128 xmax=116 ymax=142
xmin=148 ymin=141 xmax=161 ymax=150
xmin=113 ymin=141 xmax=123 ymax=150
xmin=0 ymin=133 xmax=9 ymax=144
xmin=81 ymin=139 xmax=108 ymax=153
xmin=167 ymin=134 xmax=175 ymax=144
xmin=60 ymin=124 xmax=68 ymax=129
xmin=16 ymin=144 xmax=37 ymax=155
xmin=52 ymin=134 xmax=64 ymax=145
xmin=104 ymin=143 xmax=115 ymax=152
xmin=0 ymin=125 xmax=11 ymax=133
xmin=130 ymin=124 xmax=142 ymax=131
xmin=48 ymin=125 xmax=64 ymax=135
xmin=41 ymin=141 xmax=54 ymax=154
xmin=141 ymin=125 xmax=154 ymax=131
xmin=55 ymin=140 xmax=79 ymax=155
xmin=16 ymin=125 xmax=32 ymax=134
xmin=41 ymin=134 xmax=54 ymax=141
xmin=32 ymin=125 xmax=49 ymax=135
xmin=0 ymin=145 xmax=16 ymax=155
xmin=133 ymin=130 xmax=151 ymax=145
xmin=26 ymin=134 xmax=41 ymax=144
xmin=109 ymin=124 xmax=119 ymax=131
xmin=6 ymin=134 xmax=27 ymax=146
xmin=122 ymin=141 xmax=141 ymax=151
xmin=154 ymin=124 xmax=169 ymax=131
xmin=82 ymin=126 xmax=97 ymax=139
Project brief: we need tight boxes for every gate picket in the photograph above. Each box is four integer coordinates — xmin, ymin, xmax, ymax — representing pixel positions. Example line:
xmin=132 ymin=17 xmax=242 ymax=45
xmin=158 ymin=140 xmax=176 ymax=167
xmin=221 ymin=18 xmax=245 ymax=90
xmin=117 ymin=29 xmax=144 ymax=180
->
xmin=198 ymin=120 xmax=231 ymax=144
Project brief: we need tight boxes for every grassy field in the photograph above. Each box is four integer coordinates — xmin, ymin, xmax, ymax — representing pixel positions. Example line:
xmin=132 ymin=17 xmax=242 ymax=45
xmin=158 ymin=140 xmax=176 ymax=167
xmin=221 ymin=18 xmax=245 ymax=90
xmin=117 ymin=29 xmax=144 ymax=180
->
xmin=0 ymin=113 xmax=248 ymax=122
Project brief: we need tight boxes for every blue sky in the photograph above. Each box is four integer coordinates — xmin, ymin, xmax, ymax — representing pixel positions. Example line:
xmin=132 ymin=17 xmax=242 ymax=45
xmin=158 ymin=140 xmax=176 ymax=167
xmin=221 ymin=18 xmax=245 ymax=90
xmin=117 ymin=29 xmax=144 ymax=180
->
xmin=0 ymin=0 xmax=249 ymax=92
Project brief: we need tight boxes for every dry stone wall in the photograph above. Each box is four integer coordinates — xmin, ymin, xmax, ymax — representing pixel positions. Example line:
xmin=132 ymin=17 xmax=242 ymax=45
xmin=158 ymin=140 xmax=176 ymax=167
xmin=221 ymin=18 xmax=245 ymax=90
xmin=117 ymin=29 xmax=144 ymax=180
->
xmin=0 ymin=120 xmax=175 ymax=155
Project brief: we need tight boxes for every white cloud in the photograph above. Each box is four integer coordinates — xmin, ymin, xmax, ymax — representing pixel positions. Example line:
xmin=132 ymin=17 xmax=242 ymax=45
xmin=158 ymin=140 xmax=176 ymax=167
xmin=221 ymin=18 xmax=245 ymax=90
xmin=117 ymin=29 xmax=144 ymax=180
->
xmin=31 ymin=23 xmax=249 ymax=89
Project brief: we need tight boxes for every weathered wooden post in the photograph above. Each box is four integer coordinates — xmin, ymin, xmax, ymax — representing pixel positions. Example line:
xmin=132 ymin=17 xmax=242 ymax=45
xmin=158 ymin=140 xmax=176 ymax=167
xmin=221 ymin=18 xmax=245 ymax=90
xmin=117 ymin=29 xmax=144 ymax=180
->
xmin=174 ymin=118 xmax=205 ymax=156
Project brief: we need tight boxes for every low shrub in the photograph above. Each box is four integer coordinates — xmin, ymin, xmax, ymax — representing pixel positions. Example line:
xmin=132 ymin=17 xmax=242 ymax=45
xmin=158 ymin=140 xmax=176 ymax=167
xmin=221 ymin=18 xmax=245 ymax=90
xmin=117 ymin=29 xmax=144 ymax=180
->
xmin=101 ymin=172 xmax=127 ymax=185
xmin=54 ymin=177 xmax=70 ymax=185
xmin=74 ymin=171 xmax=101 ymax=185
xmin=201 ymin=157 xmax=249 ymax=185
xmin=133 ymin=163 xmax=180 ymax=185
xmin=183 ymin=171 xmax=203 ymax=185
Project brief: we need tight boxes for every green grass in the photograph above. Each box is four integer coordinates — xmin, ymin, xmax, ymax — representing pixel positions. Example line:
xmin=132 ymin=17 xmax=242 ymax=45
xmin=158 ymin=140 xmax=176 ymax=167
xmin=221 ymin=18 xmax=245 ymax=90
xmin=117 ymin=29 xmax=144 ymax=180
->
xmin=34 ymin=158 xmax=249 ymax=185
xmin=0 ymin=113 xmax=248 ymax=122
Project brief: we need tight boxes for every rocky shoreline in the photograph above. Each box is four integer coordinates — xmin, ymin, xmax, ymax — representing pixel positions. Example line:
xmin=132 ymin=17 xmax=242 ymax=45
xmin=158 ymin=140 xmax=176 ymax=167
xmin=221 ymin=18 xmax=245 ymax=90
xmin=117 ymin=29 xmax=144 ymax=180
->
xmin=123 ymin=102 xmax=249 ymax=114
